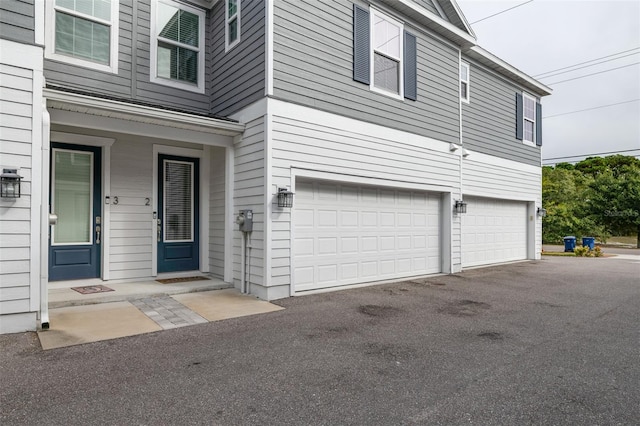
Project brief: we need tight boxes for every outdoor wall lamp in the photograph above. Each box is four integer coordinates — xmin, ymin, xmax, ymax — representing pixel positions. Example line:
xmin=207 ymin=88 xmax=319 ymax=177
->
xmin=454 ymin=200 xmax=467 ymax=214
xmin=0 ymin=169 xmax=22 ymax=198
xmin=277 ymin=187 xmax=294 ymax=208
xmin=537 ymin=207 xmax=547 ymax=218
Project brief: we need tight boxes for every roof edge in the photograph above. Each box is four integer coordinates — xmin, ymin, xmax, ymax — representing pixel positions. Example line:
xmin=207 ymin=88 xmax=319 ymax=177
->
xmin=465 ymin=46 xmax=553 ymax=97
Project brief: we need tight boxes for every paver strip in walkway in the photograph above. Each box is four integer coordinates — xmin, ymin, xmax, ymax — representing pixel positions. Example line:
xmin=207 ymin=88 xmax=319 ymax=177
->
xmin=131 ymin=296 xmax=208 ymax=329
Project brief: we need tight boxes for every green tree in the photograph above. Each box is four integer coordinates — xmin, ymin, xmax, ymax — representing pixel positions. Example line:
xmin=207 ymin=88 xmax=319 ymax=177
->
xmin=585 ymin=159 xmax=640 ymax=247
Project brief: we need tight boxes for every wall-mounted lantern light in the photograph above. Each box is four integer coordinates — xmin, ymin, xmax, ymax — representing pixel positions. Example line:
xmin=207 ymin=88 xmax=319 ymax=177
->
xmin=1 ymin=169 xmax=22 ymax=198
xmin=454 ymin=199 xmax=467 ymax=214
xmin=537 ymin=207 xmax=547 ymax=218
xmin=277 ymin=188 xmax=294 ymax=208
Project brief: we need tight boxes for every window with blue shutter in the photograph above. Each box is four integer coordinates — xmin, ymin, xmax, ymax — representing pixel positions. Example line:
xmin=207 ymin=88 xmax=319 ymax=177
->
xmin=515 ymin=93 xmax=523 ymax=140
xmin=536 ymin=102 xmax=542 ymax=146
xmin=353 ymin=5 xmax=370 ymax=84
xmin=404 ymin=32 xmax=417 ymax=101
xmin=353 ymin=6 xmax=418 ymax=100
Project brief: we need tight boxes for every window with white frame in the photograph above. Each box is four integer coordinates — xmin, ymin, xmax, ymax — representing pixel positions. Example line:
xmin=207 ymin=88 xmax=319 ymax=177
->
xmin=225 ymin=0 xmax=241 ymax=50
xmin=371 ymin=9 xmax=403 ymax=97
xmin=151 ymin=0 xmax=205 ymax=93
xmin=523 ymin=93 xmax=536 ymax=143
xmin=460 ymin=62 xmax=470 ymax=102
xmin=45 ymin=0 xmax=119 ymax=73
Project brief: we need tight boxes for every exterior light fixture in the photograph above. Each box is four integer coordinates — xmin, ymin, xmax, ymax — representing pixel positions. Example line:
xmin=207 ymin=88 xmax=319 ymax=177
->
xmin=537 ymin=207 xmax=547 ymax=218
xmin=454 ymin=199 xmax=467 ymax=214
xmin=0 ymin=169 xmax=22 ymax=198
xmin=277 ymin=188 xmax=294 ymax=208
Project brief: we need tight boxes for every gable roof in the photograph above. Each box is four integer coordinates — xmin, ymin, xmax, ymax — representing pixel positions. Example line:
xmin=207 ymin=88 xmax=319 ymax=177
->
xmin=377 ymin=0 xmax=551 ymax=97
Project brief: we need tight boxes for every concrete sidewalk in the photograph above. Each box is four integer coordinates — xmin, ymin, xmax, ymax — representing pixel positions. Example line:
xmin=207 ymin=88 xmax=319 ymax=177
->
xmin=37 ymin=289 xmax=284 ymax=350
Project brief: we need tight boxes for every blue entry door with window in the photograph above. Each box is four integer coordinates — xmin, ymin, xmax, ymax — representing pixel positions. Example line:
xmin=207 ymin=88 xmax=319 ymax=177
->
xmin=158 ymin=154 xmax=199 ymax=272
xmin=49 ymin=143 xmax=102 ymax=281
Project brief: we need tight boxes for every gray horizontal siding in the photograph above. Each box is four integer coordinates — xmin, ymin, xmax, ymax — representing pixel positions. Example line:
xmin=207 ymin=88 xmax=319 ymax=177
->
xmin=272 ymin=0 xmax=460 ymax=144
xmin=209 ymin=0 xmax=266 ymax=116
xmin=411 ymin=0 xmax=439 ymax=16
xmin=461 ymin=57 xmax=541 ymax=166
xmin=0 ymin=0 xmax=34 ymax=45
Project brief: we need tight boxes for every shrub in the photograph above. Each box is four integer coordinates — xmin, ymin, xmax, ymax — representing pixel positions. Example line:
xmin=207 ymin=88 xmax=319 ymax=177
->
xmin=574 ymin=246 xmax=590 ymax=257
xmin=593 ymin=246 xmax=603 ymax=257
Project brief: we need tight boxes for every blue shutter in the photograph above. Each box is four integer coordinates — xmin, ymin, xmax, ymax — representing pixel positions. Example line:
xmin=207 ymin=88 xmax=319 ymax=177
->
xmin=515 ymin=93 xmax=523 ymax=140
xmin=353 ymin=5 xmax=370 ymax=84
xmin=536 ymin=102 xmax=542 ymax=146
xmin=404 ymin=31 xmax=417 ymax=101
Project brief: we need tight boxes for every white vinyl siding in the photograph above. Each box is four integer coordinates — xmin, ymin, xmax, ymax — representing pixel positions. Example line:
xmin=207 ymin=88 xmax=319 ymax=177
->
xmin=45 ymin=0 xmax=119 ymax=73
xmin=269 ymin=101 xmax=460 ymax=293
xmin=0 ymin=63 xmax=33 ymax=316
xmin=233 ymin=117 xmax=265 ymax=288
xmin=108 ymin=139 xmax=154 ymax=280
xmin=294 ymin=180 xmax=441 ymax=292
xmin=209 ymin=147 xmax=226 ymax=279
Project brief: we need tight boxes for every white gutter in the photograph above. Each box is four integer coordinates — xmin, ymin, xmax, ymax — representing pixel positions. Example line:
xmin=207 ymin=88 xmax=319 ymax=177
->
xmin=43 ymin=88 xmax=246 ymax=136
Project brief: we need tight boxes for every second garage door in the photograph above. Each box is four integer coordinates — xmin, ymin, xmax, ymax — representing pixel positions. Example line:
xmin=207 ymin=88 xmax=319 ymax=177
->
xmin=293 ymin=180 xmax=441 ymax=293
xmin=462 ymin=196 xmax=528 ymax=267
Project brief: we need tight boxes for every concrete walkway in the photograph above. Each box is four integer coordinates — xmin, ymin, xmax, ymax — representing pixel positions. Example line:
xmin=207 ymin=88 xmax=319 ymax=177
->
xmin=38 ymin=289 xmax=284 ymax=350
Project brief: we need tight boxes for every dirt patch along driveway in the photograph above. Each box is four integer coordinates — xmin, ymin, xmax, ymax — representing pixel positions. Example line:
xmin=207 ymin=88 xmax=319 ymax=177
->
xmin=1 ymin=256 xmax=639 ymax=425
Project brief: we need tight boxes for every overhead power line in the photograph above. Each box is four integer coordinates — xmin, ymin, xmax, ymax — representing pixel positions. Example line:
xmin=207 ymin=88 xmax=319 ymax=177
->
xmin=542 ymin=149 xmax=640 ymax=161
xmin=469 ymin=0 xmax=534 ymax=24
xmin=547 ymin=62 xmax=640 ymax=85
xmin=537 ymin=52 xmax=640 ymax=80
xmin=532 ymin=47 xmax=640 ymax=77
xmin=543 ymin=99 xmax=640 ymax=119
xmin=542 ymin=155 xmax=640 ymax=165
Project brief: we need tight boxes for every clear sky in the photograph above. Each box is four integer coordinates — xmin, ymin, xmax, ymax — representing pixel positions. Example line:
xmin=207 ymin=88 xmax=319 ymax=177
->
xmin=456 ymin=0 xmax=640 ymax=165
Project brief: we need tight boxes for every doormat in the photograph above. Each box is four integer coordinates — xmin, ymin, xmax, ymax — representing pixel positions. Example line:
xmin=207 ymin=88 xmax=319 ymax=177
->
xmin=156 ymin=276 xmax=210 ymax=284
xmin=71 ymin=285 xmax=115 ymax=295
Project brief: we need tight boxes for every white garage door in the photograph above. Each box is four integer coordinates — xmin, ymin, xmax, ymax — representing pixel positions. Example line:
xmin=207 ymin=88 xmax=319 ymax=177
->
xmin=462 ymin=197 xmax=527 ymax=267
xmin=293 ymin=180 xmax=441 ymax=292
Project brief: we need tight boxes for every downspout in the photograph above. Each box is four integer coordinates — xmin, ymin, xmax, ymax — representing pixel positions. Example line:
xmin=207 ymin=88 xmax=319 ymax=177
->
xmin=40 ymin=98 xmax=51 ymax=329
xmin=240 ymin=231 xmax=246 ymax=293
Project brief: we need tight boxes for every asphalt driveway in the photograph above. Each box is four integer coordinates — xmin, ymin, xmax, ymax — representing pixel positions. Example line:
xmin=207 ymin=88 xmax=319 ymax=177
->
xmin=1 ymin=255 xmax=639 ymax=425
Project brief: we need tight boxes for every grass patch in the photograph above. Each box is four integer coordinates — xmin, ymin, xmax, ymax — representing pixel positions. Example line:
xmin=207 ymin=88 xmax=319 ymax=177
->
xmin=542 ymin=252 xmax=576 ymax=257
xmin=607 ymin=236 xmax=637 ymax=245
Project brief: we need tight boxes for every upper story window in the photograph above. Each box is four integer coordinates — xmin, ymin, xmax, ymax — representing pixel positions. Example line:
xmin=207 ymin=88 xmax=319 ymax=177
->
xmin=45 ymin=0 xmax=119 ymax=73
xmin=352 ymin=5 xmax=417 ymax=101
xmin=225 ymin=0 xmax=241 ymax=51
xmin=523 ymin=93 xmax=536 ymax=143
xmin=516 ymin=92 xmax=542 ymax=146
xmin=151 ymin=0 xmax=205 ymax=93
xmin=460 ymin=62 xmax=470 ymax=103
xmin=371 ymin=9 xmax=403 ymax=98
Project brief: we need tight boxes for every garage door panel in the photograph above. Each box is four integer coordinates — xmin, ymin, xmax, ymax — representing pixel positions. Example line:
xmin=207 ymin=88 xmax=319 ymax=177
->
xmin=462 ymin=197 xmax=527 ymax=267
xmin=294 ymin=180 xmax=441 ymax=292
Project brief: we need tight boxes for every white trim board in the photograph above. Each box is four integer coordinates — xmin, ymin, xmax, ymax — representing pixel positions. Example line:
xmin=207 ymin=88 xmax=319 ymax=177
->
xmin=269 ymin=99 xmax=452 ymax=155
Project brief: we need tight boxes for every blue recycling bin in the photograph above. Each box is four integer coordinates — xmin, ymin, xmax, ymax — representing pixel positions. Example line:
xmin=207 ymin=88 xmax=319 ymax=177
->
xmin=582 ymin=237 xmax=595 ymax=250
xmin=563 ymin=236 xmax=576 ymax=252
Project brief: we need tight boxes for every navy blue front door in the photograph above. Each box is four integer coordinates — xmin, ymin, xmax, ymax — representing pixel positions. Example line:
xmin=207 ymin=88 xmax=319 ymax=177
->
xmin=49 ymin=144 xmax=101 ymax=281
xmin=158 ymin=154 xmax=199 ymax=272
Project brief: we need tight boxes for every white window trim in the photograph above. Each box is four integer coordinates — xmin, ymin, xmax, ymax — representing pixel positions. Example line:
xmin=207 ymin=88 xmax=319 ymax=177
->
xmin=225 ymin=0 xmax=241 ymax=52
xmin=460 ymin=62 xmax=470 ymax=103
xmin=369 ymin=8 xmax=404 ymax=101
xmin=44 ymin=0 xmax=119 ymax=74
xmin=150 ymin=0 xmax=206 ymax=94
xmin=522 ymin=92 xmax=536 ymax=147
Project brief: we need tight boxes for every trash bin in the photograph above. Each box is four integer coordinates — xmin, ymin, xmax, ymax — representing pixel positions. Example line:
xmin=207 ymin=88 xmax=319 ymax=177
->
xmin=563 ymin=236 xmax=576 ymax=252
xmin=582 ymin=237 xmax=595 ymax=250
